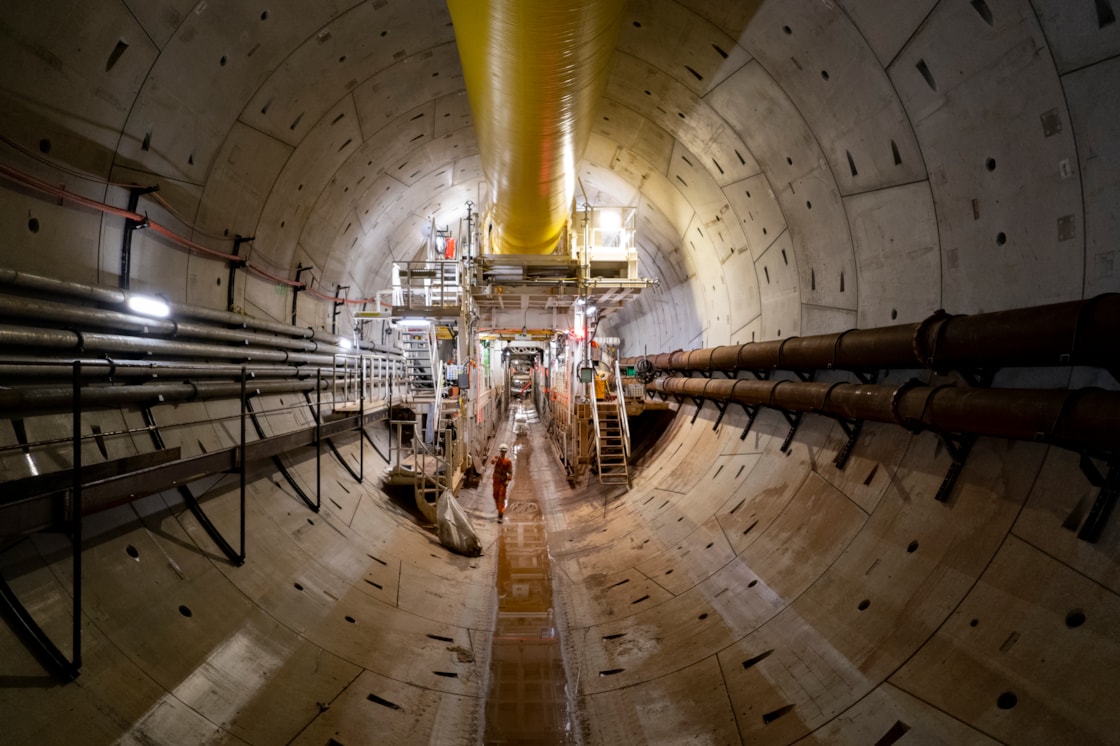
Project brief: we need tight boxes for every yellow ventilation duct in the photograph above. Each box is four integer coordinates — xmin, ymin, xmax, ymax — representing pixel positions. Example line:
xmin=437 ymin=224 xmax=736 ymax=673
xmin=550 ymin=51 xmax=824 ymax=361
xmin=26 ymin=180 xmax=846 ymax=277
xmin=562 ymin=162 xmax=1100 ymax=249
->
xmin=448 ymin=0 xmax=625 ymax=255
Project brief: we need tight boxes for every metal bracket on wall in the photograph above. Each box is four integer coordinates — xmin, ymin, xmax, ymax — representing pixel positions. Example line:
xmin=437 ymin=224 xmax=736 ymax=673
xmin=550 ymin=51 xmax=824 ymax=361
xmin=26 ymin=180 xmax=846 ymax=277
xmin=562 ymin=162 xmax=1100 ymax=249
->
xmin=1076 ymin=454 xmax=1119 ymax=543
xmin=245 ymin=396 xmax=321 ymax=513
xmin=778 ymin=410 xmax=804 ymax=453
xmin=303 ymin=389 xmax=362 ymax=483
xmin=934 ymin=432 xmax=977 ymax=502
xmin=291 ymin=264 xmax=313 ymax=325
xmin=832 ymin=417 xmax=865 ymax=470
xmin=331 ymin=285 xmax=350 ymax=336
xmin=711 ymin=398 xmax=732 ymax=431
xmin=141 ymin=404 xmax=245 ymax=566
xmin=738 ymin=403 xmax=760 ymax=441
xmin=119 ymin=185 xmax=159 ymax=291
xmin=227 ymin=235 xmax=253 ymax=310
xmin=850 ymin=369 xmax=879 ymax=385
xmin=956 ymin=368 xmax=996 ymax=388
xmin=0 ymin=361 xmax=86 ymax=681
xmin=690 ymin=397 xmax=706 ymax=424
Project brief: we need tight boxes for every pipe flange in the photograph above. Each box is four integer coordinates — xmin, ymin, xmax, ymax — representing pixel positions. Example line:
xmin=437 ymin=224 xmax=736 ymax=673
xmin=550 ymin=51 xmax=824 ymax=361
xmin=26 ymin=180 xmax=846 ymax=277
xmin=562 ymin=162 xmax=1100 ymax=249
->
xmin=819 ymin=380 xmax=845 ymax=413
xmin=889 ymin=378 xmax=925 ymax=431
xmin=830 ymin=329 xmax=855 ymax=370
xmin=776 ymin=336 xmax=800 ymax=371
xmin=912 ymin=309 xmax=952 ymax=371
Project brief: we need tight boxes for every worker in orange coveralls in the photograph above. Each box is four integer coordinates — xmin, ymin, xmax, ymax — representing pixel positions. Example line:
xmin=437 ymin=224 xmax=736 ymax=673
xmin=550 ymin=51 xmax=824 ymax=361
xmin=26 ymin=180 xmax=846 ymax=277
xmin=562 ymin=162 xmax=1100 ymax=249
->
xmin=491 ymin=443 xmax=512 ymax=523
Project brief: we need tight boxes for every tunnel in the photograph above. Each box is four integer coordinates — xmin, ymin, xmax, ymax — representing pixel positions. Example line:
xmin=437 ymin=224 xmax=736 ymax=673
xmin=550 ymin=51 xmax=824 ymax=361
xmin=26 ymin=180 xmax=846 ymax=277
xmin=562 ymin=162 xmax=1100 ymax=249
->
xmin=1 ymin=1 xmax=1119 ymax=744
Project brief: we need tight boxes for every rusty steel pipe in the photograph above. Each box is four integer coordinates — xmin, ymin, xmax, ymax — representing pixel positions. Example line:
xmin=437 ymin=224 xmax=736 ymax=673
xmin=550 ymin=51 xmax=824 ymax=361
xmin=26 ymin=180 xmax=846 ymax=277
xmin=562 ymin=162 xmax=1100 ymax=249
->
xmin=0 ymin=378 xmax=328 ymax=417
xmin=625 ymin=294 xmax=1120 ymax=375
xmin=647 ymin=376 xmax=1120 ymax=454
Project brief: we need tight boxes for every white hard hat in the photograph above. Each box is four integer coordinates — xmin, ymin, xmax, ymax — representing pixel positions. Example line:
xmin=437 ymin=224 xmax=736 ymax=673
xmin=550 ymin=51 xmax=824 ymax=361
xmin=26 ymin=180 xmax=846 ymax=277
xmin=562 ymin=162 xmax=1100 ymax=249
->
xmin=499 ymin=443 xmax=509 ymax=451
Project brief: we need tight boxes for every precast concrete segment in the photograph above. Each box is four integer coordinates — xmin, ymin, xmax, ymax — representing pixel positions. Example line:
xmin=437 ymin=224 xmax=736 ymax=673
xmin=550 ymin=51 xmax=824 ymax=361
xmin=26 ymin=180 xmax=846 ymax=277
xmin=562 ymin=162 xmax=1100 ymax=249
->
xmin=545 ymin=395 xmax=1119 ymax=743
xmin=625 ymin=293 xmax=1120 ymax=374
xmin=0 ymin=423 xmax=493 ymax=744
xmin=647 ymin=376 xmax=1120 ymax=455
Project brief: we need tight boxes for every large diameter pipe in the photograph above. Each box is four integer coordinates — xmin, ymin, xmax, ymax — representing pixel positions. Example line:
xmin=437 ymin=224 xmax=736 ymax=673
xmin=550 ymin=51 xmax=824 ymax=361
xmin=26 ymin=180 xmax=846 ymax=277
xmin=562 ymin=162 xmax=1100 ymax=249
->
xmin=448 ymin=0 xmax=625 ymax=254
xmin=0 ymin=267 xmax=339 ymax=343
xmin=0 ymin=325 xmax=336 ymax=366
xmin=648 ymin=377 xmax=1120 ymax=454
xmin=0 ymin=359 xmax=307 ymax=381
xmin=0 ymin=295 xmax=324 ymax=352
xmin=628 ymin=294 xmax=1120 ymax=374
xmin=0 ymin=378 xmax=326 ymax=416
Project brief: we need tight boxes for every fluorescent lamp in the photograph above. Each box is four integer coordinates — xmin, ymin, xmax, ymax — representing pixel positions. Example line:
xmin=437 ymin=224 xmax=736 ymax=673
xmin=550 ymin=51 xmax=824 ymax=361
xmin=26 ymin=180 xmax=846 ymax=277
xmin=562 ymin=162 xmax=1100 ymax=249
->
xmin=338 ymin=338 xmax=354 ymax=350
xmin=399 ymin=318 xmax=431 ymax=326
xmin=127 ymin=294 xmax=171 ymax=318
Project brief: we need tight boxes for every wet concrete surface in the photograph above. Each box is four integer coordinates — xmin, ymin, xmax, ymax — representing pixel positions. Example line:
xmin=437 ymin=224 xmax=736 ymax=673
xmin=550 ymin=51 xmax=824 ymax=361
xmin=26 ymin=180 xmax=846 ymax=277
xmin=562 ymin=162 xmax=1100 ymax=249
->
xmin=484 ymin=403 xmax=575 ymax=745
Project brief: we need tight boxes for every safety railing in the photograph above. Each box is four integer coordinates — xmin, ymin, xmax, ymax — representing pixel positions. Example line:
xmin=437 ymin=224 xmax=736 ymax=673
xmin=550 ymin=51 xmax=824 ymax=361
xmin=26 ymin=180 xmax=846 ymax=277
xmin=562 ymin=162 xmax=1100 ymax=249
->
xmin=393 ymin=260 xmax=463 ymax=315
xmin=613 ymin=357 xmax=631 ymax=460
xmin=0 ymin=357 xmax=390 ymax=682
xmin=332 ymin=351 xmax=404 ymax=408
xmin=589 ymin=377 xmax=602 ymax=473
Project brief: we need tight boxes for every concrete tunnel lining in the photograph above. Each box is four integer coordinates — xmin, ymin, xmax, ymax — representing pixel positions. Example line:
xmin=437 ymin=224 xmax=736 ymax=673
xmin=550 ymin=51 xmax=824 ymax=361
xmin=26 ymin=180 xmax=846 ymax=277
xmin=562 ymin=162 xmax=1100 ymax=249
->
xmin=1 ymin=0 xmax=1120 ymax=744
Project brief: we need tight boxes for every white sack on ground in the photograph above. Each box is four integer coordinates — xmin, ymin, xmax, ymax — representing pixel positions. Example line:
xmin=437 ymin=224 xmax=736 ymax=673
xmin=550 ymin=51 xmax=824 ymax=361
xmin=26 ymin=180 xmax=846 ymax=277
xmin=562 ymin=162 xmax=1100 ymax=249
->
xmin=436 ymin=489 xmax=482 ymax=557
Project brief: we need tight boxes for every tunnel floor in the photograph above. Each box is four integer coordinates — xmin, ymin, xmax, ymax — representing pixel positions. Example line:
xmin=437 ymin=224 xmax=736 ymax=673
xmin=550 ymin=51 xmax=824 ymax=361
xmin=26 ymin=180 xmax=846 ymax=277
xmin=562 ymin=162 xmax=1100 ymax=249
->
xmin=483 ymin=402 xmax=575 ymax=745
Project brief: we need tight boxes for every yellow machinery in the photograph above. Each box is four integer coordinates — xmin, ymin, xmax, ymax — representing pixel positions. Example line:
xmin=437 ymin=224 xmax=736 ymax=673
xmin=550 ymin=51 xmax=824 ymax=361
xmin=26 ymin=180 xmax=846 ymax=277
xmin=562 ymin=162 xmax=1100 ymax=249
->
xmin=447 ymin=0 xmax=626 ymax=255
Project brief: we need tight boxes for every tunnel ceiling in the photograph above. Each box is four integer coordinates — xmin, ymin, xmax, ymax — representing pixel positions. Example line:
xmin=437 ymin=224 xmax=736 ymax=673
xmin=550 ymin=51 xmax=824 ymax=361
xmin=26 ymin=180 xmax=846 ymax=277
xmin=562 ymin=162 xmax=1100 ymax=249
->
xmin=0 ymin=0 xmax=1114 ymax=349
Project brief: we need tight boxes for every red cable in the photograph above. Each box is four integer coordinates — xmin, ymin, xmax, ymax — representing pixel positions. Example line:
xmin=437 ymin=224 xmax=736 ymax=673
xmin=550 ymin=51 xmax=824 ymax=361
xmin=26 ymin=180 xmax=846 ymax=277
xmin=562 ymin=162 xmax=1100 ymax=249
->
xmin=0 ymin=160 xmax=383 ymax=306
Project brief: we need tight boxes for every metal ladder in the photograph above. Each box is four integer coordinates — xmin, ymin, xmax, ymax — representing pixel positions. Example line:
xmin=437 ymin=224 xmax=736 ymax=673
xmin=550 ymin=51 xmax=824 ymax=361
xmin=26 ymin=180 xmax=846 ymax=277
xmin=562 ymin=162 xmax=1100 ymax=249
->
xmin=401 ymin=325 xmax=435 ymax=390
xmin=594 ymin=400 xmax=629 ymax=485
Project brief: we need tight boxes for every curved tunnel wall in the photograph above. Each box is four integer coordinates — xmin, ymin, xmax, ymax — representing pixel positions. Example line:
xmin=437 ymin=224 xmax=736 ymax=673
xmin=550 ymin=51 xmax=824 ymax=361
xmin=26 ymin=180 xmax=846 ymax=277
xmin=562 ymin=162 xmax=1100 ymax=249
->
xmin=1 ymin=1 xmax=1119 ymax=744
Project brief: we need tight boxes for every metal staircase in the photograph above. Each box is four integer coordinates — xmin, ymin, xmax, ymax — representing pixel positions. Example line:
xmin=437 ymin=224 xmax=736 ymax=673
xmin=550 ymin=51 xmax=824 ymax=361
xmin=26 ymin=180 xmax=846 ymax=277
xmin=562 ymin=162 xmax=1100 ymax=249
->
xmin=592 ymin=359 xmax=632 ymax=486
xmin=385 ymin=321 xmax=461 ymax=522
xmin=594 ymin=401 xmax=629 ymax=485
xmin=401 ymin=324 xmax=436 ymax=390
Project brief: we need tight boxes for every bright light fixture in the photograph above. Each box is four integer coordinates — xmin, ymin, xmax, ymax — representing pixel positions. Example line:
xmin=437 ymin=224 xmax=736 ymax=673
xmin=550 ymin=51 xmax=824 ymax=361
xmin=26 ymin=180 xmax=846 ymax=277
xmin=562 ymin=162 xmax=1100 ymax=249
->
xmin=338 ymin=338 xmax=354 ymax=350
xmin=126 ymin=294 xmax=171 ymax=318
xmin=398 ymin=318 xmax=431 ymax=326
xmin=598 ymin=209 xmax=622 ymax=231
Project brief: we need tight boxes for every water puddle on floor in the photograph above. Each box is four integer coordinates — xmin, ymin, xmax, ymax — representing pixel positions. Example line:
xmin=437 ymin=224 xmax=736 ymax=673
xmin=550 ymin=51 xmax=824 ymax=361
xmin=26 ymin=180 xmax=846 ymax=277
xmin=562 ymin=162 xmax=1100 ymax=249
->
xmin=484 ymin=403 xmax=576 ymax=745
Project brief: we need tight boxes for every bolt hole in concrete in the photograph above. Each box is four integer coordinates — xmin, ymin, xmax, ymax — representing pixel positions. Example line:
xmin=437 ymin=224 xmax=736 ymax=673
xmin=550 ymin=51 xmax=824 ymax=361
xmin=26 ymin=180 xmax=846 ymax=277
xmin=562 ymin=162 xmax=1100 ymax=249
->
xmin=125 ymin=545 xmax=139 ymax=560
xmin=1066 ymin=609 xmax=1086 ymax=628
xmin=987 ymin=157 xmax=997 ymax=171
xmin=27 ymin=217 xmax=39 ymax=233
xmin=970 ymin=618 xmax=980 ymax=627
xmin=345 ymin=616 xmax=356 ymax=624
xmin=997 ymin=691 xmax=1018 ymax=709
xmin=996 ymin=232 xmax=1007 ymax=246
xmin=907 ymin=540 xmax=919 ymax=553
xmin=293 ymin=582 xmax=303 ymax=591
xmin=178 ymin=605 xmax=192 ymax=618
xmin=858 ymin=599 xmax=871 ymax=611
